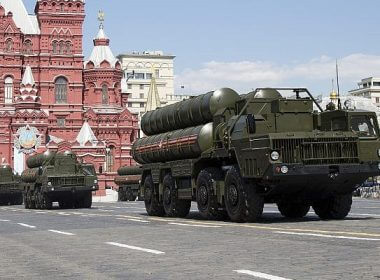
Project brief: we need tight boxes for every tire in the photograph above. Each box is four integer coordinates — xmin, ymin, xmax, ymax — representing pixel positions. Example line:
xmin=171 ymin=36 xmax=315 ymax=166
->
xmin=42 ymin=193 xmax=53 ymax=210
xmin=162 ymin=174 xmax=191 ymax=218
xmin=196 ymin=168 xmax=225 ymax=220
xmin=277 ymin=201 xmax=310 ymax=218
xmin=312 ymin=193 xmax=352 ymax=220
xmin=14 ymin=194 xmax=23 ymax=205
xmin=35 ymin=189 xmax=43 ymax=209
xmin=24 ymin=193 xmax=30 ymax=209
xmin=225 ymin=166 xmax=263 ymax=222
xmin=29 ymin=190 xmax=36 ymax=209
xmin=118 ymin=189 xmax=127 ymax=201
xmin=126 ymin=189 xmax=137 ymax=202
xmin=83 ymin=192 xmax=92 ymax=208
xmin=144 ymin=175 xmax=164 ymax=216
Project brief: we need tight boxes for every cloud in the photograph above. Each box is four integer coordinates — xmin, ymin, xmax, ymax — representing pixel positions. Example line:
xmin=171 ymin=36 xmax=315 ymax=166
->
xmin=175 ymin=53 xmax=380 ymax=95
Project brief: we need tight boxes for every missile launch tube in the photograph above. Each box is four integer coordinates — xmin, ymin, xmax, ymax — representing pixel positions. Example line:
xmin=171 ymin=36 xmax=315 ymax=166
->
xmin=114 ymin=175 xmax=141 ymax=185
xmin=117 ymin=166 xmax=142 ymax=176
xmin=21 ymin=168 xmax=40 ymax=183
xmin=132 ymin=123 xmax=213 ymax=164
xmin=141 ymin=88 xmax=240 ymax=136
xmin=26 ymin=151 xmax=56 ymax=169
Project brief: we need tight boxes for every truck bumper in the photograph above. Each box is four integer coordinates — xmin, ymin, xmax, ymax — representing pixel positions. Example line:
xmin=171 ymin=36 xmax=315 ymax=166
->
xmin=47 ymin=185 xmax=99 ymax=193
xmin=262 ymin=162 xmax=380 ymax=197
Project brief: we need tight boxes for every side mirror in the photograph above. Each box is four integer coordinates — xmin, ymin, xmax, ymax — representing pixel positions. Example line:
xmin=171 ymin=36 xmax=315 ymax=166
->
xmin=246 ymin=114 xmax=256 ymax=134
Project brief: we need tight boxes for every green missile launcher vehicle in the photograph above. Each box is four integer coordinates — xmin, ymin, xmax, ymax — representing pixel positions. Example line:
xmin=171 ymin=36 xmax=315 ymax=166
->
xmin=114 ymin=166 xmax=142 ymax=201
xmin=21 ymin=151 xmax=98 ymax=210
xmin=132 ymin=87 xmax=380 ymax=222
xmin=0 ymin=165 xmax=23 ymax=206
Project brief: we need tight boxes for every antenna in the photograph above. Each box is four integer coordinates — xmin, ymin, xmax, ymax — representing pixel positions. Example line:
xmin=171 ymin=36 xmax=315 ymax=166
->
xmin=336 ymin=59 xmax=342 ymax=109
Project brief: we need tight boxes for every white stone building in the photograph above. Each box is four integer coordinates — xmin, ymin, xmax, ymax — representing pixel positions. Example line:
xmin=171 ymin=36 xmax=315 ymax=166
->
xmin=348 ymin=77 xmax=380 ymax=107
xmin=118 ymin=51 xmax=189 ymax=115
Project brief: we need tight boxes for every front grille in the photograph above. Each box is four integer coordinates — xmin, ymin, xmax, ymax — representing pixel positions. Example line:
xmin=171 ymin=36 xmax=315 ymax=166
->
xmin=50 ymin=177 xmax=85 ymax=186
xmin=272 ymin=137 xmax=359 ymax=165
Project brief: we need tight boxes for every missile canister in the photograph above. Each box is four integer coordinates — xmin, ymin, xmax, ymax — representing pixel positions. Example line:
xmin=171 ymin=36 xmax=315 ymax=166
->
xmin=117 ymin=166 xmax=142 ymax=176
xmin=132 ymin=123 xmax=213 ymax=164
xmin=141 ymin=88 xmax=240 ymax=136
xmin=26 ymin=151 xmax=56 ymax=169
xmin=114 ymin=175 xmax=141 ymax=185
xmin=21 ymin=168 xmax=40 ymax=183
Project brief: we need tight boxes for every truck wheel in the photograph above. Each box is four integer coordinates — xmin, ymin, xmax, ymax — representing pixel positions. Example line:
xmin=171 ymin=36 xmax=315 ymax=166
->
xmin=118 ymin=191 xmax=126 ymax=201
xmin=277 ymin=201 xmax=310 ymax=218
xmin=29 ymin=191 xmax=36 ymax=209
xmin=42 ymin=194 xmax=53 ymax=210
xmin=24 ymin=193 xmax=29 ymax=209
xmin=196 ymin=168 xmax=225 ymax=220
xmin=162 ymin=174 xmax=191 ymax=218
xmin=83 ymin=192 xmax=92 ymax=208
xmin=144 ymin=175 xmax=164 ymax=216
xmin=35 ymin=190 xmax=43 ymax=209
xmin=14 ymin=194 xmax=23 ymax=205
xmin=225 ymin=166 xmax=264 ymax=222
xmin=126 ymin=189 xmax=137 ymax=201
xmin=312 ymin=194 xmax=352 ymax=220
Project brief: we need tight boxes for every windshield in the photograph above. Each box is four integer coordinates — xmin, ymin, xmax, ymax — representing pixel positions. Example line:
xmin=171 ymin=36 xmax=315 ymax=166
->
xmin=350 ymin=115 xmax=378 ymax=137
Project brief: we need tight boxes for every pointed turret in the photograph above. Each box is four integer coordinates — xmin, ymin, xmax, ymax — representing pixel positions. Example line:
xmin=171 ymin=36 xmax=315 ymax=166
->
xmin=15 ymin=65 xmax=41 ymax=109
xmin=76 ymin=121 xmax=98 ymax=146
xmin=145 ymin=69 xmax=161 ymax=112
xmin=83 ymin=11 xmax=123 ymax=107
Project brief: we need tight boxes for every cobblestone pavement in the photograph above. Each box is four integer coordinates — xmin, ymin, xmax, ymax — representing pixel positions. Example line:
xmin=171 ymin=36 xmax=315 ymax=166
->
xmin=0 ymin=198 xmax=379 ymax=280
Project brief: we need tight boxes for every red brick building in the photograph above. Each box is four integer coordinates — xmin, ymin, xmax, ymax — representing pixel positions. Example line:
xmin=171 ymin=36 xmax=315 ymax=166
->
xmin=0 ymin=0 xmax=139 ymax=196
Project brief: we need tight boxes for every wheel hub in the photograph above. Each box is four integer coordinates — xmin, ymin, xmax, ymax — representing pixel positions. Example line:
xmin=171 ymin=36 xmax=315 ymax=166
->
xmin=228 ymin=184 xmax=239 ymax=207
xmin=198 ymin=185 xmax=208 ymax=207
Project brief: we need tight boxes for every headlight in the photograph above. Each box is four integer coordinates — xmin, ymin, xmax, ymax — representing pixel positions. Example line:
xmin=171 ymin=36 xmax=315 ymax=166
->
xmin=94 ymin=180 xmax=98 ymax=184
xmin=270 ymin=151 xmax=280 ymax=161
xmin=51 ymin=187 xmax=55 ymax=191
xmin=377 ymin=149 xmax=380 ymax=157
xmin=281 ymin=166 xmax=289 ymax=174
xmin=47 ymin=182 xmax=52 ymax=186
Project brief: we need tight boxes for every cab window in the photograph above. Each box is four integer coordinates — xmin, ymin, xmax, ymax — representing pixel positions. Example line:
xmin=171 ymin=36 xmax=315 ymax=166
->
xmin=331 ymin=117 xmax=347 ymax=131
xmin=350 ymin=115 xmax=378 ymax=137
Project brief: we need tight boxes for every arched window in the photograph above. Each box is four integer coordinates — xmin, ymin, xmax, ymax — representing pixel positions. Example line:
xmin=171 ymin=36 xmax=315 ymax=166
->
xmin=66 ymin=41 xmax=71 ymax=53
xmin=52 ymin=41 xmax=57 ymax=54
xmin=24 ymin=40 xmax=32 ymax=54
xmin=105 ymin=146 xmax=114 ymax=172
xmin=5 ymin=39 xmax=13 ymax=52
xmin=59 ymin=41 xmax=64 ymax=54
xmin=102 ymin=84 xmax=109 ymax=105
xmin=55 ymin=77 xmax=68 ymax=103
xmin=4 ymin=77 xmax=13 ymax=104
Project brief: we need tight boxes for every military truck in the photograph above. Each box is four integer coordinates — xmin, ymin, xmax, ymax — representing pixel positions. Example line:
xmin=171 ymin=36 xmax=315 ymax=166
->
xmin=0 ymin=165 xmax=23 ymax=206
xmin=115 ymin=166 xmax=142 ymax=201
xmin=21 ymin=151 xmax=98 ymax=210
xmin=132 ymin=87 xmax=380 ymax=222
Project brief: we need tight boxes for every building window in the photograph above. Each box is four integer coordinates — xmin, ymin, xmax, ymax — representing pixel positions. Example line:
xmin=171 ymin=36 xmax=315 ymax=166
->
xmin=102 ymin=84 xmax=109 ymax=105
xmin=57 ymin=118 xmax=65 ymax=127
xmin=139 ymin=93 xmax=144 ymax=99
xmin=374 ymin=82 xmax=380 ymax=87
xmin=59 ymin=41 xmax=65 ymax=54
xmin=4 ymin=77 xmax=13 ymax=104
xmin=146 ymin=73 xmax=152 ymax=79
xmin=66 ymin=41 xmax=71 ymax=53
xmin=23 ymin=40 xmax=32 ymax=54
xmin=5 ymin=39 xmax=13 ymax=52
xmin=140 ymin=102 xmax=145 ymax=108
xmin=127 ymin=84 xmax=132 ymax=90
xmin=52 ymin=41 xmax=57 ymax=54
xmin=139 ymin=84 xmax=144 ymax=90
xmin=105 ymin=146 xmax=114 ymax=172
xmin=135 ymin=73 xmax=144 ymax=79
xmin=55 ymin=77 xmax=68 ymax=103
xmin=376 ymin=97 xmax=380 ymax=103
xmin=155 ymin=69 xmax=159 ymax=78
xmin=128 ymin=102 xmax=132 ymax=107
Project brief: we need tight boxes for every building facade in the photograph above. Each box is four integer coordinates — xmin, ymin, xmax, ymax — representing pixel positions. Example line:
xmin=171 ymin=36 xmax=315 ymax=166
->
xmin=348 ymin=77 xmax=380 ymax=107
xmin=118 ymin=51 xmax=178 ymax=115
xmin=0 ymin=0 xmax=139 ymax=196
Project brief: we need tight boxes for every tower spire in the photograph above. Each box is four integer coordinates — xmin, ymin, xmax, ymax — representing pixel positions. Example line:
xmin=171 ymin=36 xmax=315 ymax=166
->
xmin=145 ymin=67 xmax=161 ymax=112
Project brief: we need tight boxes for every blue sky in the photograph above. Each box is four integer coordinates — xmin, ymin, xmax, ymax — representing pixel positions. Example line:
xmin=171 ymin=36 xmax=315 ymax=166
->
xmin=24 ymin=0 xmax=380 ymax=95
